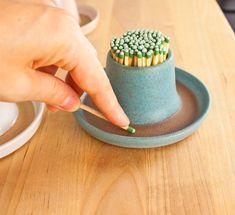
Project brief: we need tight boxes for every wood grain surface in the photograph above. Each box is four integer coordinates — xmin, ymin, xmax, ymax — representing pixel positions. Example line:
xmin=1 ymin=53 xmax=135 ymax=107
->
xmin=1 ymin=0 xmax=235 ymax=214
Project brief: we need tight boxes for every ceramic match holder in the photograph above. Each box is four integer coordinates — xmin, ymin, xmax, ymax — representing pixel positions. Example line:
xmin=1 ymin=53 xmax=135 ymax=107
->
xmin=74 ymin=29 xmax=210 ymax=148
xmin=106 ymin=49 xmax=180 ymax=124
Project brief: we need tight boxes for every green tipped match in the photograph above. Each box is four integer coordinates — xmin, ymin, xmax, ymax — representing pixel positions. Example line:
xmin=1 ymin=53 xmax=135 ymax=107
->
xmin=165 ymin=36 xmax=170 ymax=43
xmin=126 ymin=126 xmax=136 ymax=134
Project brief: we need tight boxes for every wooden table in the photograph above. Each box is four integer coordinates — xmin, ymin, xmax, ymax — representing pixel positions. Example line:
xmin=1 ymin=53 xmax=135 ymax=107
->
xmin=1 ymin=0 xmax=235 ymax=214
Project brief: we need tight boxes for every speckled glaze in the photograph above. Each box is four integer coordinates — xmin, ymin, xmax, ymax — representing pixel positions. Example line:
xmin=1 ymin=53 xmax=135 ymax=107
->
xmin=106 ymin=50 xmax=180 ymax=124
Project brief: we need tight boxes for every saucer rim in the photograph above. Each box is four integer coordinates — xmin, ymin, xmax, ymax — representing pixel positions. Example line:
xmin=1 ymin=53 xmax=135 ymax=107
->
xmin=0 ymin=102 xmax=45 ymax=158
xmin=74 ymin=67 xmax=210 ymax=148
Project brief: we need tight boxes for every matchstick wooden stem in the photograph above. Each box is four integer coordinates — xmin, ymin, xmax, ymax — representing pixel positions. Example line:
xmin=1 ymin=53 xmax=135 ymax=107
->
xmin=79 ymin=103 xmax=136 ymax=133
xmin=80 ymin=103 xmax=106 ymax=121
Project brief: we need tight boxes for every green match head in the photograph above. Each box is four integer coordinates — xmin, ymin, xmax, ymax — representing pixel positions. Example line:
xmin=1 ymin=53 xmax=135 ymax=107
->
xmin=129 ymin=49 xmax=134 ymax=58
xmin=142 ymin=48 xmax=147 ymax=57
xmin=145 ymin=43 xmax=150 ymax=49
xmin=126 ymin=126 xmax=136 ymax=134
xmin=123 ymin=44 xmax=129 ymax=49
xmin=119 ymin=51 xmax=124 ymax=59
xmin=165 ymin=36 xmax=170 ymax=43
xmin=118 ymin=45 xmax=123 ymax=50
xmin=137 ymin=51 xmax=142 ymax=58
xmin=124 ymin=49 xmax=129 ymax=56
xmin=155 ymin=46 xmax=160 ymax=51
xmin=154 ymin=49 xmax=159 ymax=55
xmin=162 ymin=47 xmax=167 ymax=55
xmin=146 ymin=50 xmax=153 ymax=58
xmin=142 ymin=48 xmax=147 ymax=53
xmin=116 ymin=49 xmax=120 ymax=55
xmin=156 ymin=40 xmax=161 ymax=46
xmin=132 ymin=45 xmax=137 ymax=50
xmin=138 ymin=45 xmax=144 ymax=50
xmin=120 ymin=39 xmax=124 ymax=45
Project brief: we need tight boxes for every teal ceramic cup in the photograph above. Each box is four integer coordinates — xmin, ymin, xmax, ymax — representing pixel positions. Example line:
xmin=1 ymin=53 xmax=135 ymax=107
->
xmin=105 ymin=50 xmax=181 ymax=125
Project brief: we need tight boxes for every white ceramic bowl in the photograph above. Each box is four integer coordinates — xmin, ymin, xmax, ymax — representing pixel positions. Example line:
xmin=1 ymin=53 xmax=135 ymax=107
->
xmin=0 ymin=102 xmax=19 ymax=135
xmin=78 ymin=4 xmax=100 ymax=35
xmin=0 ymin=102 xmax=45 ymax=158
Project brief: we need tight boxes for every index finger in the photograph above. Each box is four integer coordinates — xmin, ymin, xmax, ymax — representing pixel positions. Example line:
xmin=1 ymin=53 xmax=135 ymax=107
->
xmin=70 ymin=34 xmax=130 ymax=127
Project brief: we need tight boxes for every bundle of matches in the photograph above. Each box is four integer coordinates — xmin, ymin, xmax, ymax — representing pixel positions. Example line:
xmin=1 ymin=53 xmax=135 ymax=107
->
xmin=110 ymin=29 xmax=170 ymax=67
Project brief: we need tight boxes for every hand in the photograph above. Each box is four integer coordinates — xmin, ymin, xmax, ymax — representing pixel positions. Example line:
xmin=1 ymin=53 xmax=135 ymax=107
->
xmin=0 ymin=1 xmax=130 ymax=127
xmin=21 ymin=0 xmax=79 ymax=21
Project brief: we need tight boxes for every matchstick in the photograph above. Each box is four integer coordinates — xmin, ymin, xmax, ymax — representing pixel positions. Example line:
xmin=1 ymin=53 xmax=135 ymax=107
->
xmin=129 ymin=49 xmax=134 ymax=66
xmin=133 ymin=50 xmax=138 ymax=67
xmin=79 ymin=103 xmax=136 ymax=134
xmin=153 ymin=49 xmax=159 ymax=65
xmin=159 ymin=49 xmax=164 ymax=63
xmin=164 ymin=36 xmax=170 ymax=52
xmin=118 ymin=51 xmax=124 ymax=64
xmin=163 ymin=48 xmax=167 ymax=61
xmin=115 ymin=49 xmax=120 ymax=62
xmin=137 ymin=51 xmax=142 ymax=67
xmin=146 ymin=50 xmax=153 ymax=66
xmin=112 ymin=46 xmax=118 ymax=59
xmin=124 ymin=49 xmax=129 ymax=66
xmin=142 ymin=48 xmax=147 ymax=67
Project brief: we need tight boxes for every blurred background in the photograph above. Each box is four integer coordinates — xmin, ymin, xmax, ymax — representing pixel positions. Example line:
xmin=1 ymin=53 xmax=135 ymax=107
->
xmin=219 ymin=0 xmax=235 ymax=31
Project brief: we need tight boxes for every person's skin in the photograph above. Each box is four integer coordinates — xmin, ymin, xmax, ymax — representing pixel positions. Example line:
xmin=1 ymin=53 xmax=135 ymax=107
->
xmin=0 ymin=0 xmax=130 ymax=127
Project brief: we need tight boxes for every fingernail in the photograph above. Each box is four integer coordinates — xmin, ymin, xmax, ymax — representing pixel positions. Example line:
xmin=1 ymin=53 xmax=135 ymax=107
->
xmin=59 ymin=96 xmax=79 ymax=112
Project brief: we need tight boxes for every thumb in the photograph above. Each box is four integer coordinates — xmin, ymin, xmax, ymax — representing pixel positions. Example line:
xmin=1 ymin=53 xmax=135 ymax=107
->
xmin=29 ymin=70 xmax=80 ymax=111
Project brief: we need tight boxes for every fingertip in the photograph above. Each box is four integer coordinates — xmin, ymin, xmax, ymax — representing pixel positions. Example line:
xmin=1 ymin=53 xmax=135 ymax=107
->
xmin=100 ymin=102 xmax=130 ymax=127
xmin=89 ymin=88 xmax=130 ymax=128
xmin=112 ymin=106 xmax=130 ymax=127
